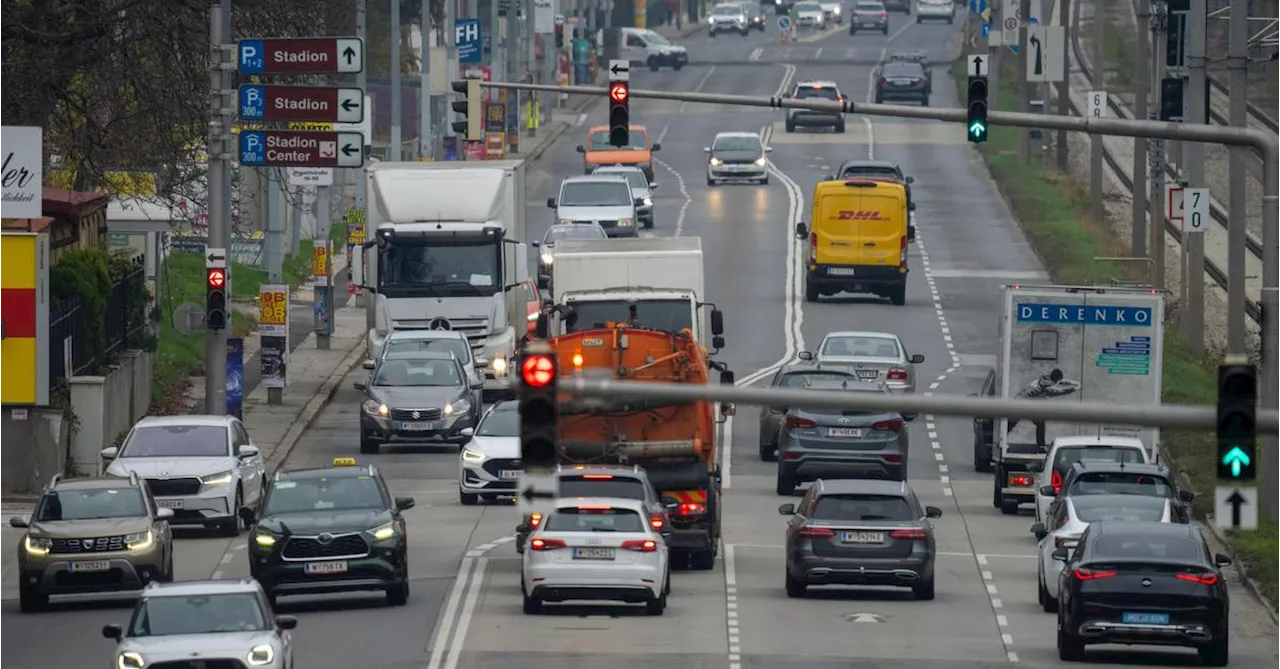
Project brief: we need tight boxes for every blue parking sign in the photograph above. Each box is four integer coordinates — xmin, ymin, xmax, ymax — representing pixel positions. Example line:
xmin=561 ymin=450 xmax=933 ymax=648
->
xmin=456 ymin=19 xmax=482 ymax=64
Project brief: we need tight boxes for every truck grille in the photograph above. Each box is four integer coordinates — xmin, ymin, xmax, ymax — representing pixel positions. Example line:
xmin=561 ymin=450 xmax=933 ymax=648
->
xmin=389 ymin=407 xmax=443 ymax=421
xmin=146 ymin=478 xmax=202 ymax=496
xmin=391 ymin=318 xmax=491 ymax=360
xmin=149 ymin=662 xmax=248 ymax=669
xmin=51 ymin=535 xmax=127 ymax=554
xmin=282 ymin=533 xmax=370 ymax=560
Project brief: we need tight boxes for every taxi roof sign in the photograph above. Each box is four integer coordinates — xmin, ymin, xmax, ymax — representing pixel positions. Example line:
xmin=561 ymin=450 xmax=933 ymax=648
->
xmin=333 ymin=457 xmax=359 ymax=467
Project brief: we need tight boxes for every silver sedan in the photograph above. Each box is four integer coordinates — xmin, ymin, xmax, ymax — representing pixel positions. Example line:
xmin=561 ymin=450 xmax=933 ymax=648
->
xmin=799 ymin=330 xmax=924 ymax=392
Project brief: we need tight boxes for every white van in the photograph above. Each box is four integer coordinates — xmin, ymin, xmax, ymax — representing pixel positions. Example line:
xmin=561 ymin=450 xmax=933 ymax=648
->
xmin=620 ymin=27 xmax=690 ymax=71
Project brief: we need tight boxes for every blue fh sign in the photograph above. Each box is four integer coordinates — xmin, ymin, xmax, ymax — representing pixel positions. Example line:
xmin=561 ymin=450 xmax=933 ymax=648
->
xmin=456 ymin=19 xmax=483 ymax=64
xmin=1016 ymin=303 xmax=1154 ymax=326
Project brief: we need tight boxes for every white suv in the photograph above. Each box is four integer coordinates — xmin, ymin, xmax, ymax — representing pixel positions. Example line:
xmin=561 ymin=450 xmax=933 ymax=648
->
xmin=709 ymin=3 xmax=750 ymax=35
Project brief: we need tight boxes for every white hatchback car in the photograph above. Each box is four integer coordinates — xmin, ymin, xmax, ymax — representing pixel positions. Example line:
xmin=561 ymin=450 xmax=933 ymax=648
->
xmin=458 ymin=401 xmax=522 ymax=505
xmin=1031 ymin=436 xmax=1151 ymax=523
xmin=521 ymin=497 xmax=670 ymax=615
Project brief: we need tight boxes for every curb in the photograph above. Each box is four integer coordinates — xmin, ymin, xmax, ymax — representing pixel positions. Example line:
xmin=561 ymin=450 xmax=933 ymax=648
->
xmin=1202 ymin=517 xmax=1279 ymax=624
xmin=264 ymin=336 xmax=368 ymax=474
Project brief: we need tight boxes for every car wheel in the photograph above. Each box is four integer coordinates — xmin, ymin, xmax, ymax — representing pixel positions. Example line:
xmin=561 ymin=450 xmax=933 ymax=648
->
xmin=709 ymin=29 xmax=717 ymax=37
xmin=775 ymin=471 xmax=796 ymax=495
xmin=849 ymin=27 xmax=857 ymax=34
xmin=1000 ymin=499 xmax=1021 ymax=515
xmin=875 ymin=94 xmax=884 ymax=104
xmin=159 ymin=550 xmax=175 ymax=583
xmin=648 ymin=57 xmax=661 ymax=71
xmin=740 ymin=28 xmax=749 ymax=35
xmin=784 ymin=569 xmax=807 ymax=598
xmin=1039 ymin=572 xmax=1058 ymax=612
xmin=673 ymin=62 xmax=684 ymax=70
xmin=947 ymin=16 xmax=954 ymax=23
xmin=835 ymin=119 xmax=846 ymax=133
xmin=1199 ymin=630 xmax=1229 ymax=666
xmin=1057 ymin=622 xmax=1086 ymax=661
xmin=785 ymin=119 xmax=796 ymax=133
xmin=921 ymin=96 xmax=930 ymax=107
xmin=915 ymin=16 xmax=922 ymax=22
xmin=882 ymin=25 xmax=889 ymax=33
xmin=522 ymin=592 xmax=543 ymax=614
xmin=265 ymin=590 xmax=278 ymax=610
xmin=18 ymin=584 xmax=48 ymax=613
xmin=220 ymin=488 xmax=243 ymax=537
xmin=359 ymin=431 xmax=380 ymax=454
xmin=707 ymin=177 xmax=717 ymax=186
xmin=912 ymin=577 xmax=935 ymax=600
xmin=759 ymin=436 xmax=777 ymax=462
xmin=759 ymin=175 xmax=770 ymax=185
xmin=644 ymin=217 xmax=654 ymax=229
xmin=386 ymin=580 xmax=410 ymax=606
xmin=459 ymin=488 xmax=479 ymax=505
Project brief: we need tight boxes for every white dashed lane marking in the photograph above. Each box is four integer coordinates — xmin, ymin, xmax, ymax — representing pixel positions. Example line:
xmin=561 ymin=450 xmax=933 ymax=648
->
xmin=725 ymin=544 xmax=742 ymax=669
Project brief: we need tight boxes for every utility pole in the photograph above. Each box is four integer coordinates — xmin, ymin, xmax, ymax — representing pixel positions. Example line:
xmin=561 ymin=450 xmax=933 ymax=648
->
xmin=390 ymin=0 xmax=403 ymax=161
xmin=315 ymin=186 xmax=334 ymax=350
xmin=1017 ymin=0 xmax=1031 ymax=165
xmin=1055 ymin=0 xmax=1069 ymax=169
xmin=1148 ymin=0 xmax=1166 ymax=291
xmin=1183 ymin=0 xmax=1206 ymax=355
xmin=1089 ymin=0 xmax=1105 ymax=223
xmin=359 ymin=0 xmax=375 ymax=334
xmin=490 ymin=0 xmax=502 ymax=77
xmin=265 ymin=168 xmax=285 ymax=405
xmin=204 ymin=0 xmax=232 ymax=416
xmin=1132 ymin=0 xmax=1150 ymax=259
xmin=421 ymin=0 xmax=434 ymax=158
xmin=1225 ymin=0 xmax=1248 ymax=354
xmin=445 ymin=0 xmax=458 ymax=142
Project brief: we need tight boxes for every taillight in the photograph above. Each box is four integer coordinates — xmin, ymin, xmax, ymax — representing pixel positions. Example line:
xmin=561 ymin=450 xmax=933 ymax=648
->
xmin=1051 ymin=470 xmax=1063 ymax=494
xmin=899 ymin=235 xmax=908 ymax=265
xmin=878 ymin=10 xmax=887 ymax=16
xmin=882 ymin=454 xmax=901 ymax=463
xmin=529 ymin=513 xmax=543 ymax=528
xmin=530 ymin=537 xmax=567 ymax=551
xmin=650 ymin=514 xmax=665 ymax=531
xmin=808 ymin=232 xmax=817 ymax=263
xmin=581 ymin=474 xmax=614 ymax=480
xmin=1073 ymin=567 xmax=1117 ymax=580
xmin=621 ymin=539 xmax=658 ymax=552
xmin=786 ymin=416 xmax=817 ymax=429
xmin=1008 ymin=473 xmax=1034 ymax=488
xmin=1177 ymin=572 xmax=1219 ymax=585
xmin=872 ymin=418 xmax=904 ymax=432
xmin=675 ymin=503 xmax=706 ymax=517
xmin=886 ymin=368 xmax=908 ymax=381
xmin=1054 ymin=536 xmax=1078 ymax=550
xmin=797 ymin=526 xmax=834 ymax=538
xmin=890 ymin=528 xmax=927 ymax=540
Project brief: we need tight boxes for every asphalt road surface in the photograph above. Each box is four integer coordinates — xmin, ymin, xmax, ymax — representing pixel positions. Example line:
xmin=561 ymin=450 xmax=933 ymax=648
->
xmin=6 ymin=19 xmax=1278 ymax=669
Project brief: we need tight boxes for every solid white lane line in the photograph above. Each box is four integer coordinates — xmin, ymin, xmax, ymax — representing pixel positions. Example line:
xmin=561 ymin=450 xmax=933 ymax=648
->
xmin=442 ymin=557 xmax=488 ymax=669
xmin=427 ymin=535 xmax=515 ymax=669
xmin=426 ymin=557 xmax=476 ymax=669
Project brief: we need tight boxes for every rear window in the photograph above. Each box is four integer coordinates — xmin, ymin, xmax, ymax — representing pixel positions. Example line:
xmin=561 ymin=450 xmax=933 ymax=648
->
xmin=882 ymin=63 xmax=924 ymax=77
xmin=1071 ymin=496 xmax=1167 ymax=523
xmin=819 ymin=335 xmax=900 ymax=358
xmin=1092 ymin=534 xmax=1203 ymax=561
xmin=1052 ymin=446 xmax=1146 ymax=480
xmin=794 ymin=86 xmax=839 ymax=100
xmin=1068 ymin=471 xmax=1174 ymax=497
xmin=812 ymin=494 xmax=914 ymax=521
xmin=857 ymin=2 xmax=884 ymax=10
xmin=559 ymin=475 xmax=648 ymax=500
xmin=544 ymin=507 xmax=645 ymax=532
xmin=839 ymin=165 xmax=900 ymax=180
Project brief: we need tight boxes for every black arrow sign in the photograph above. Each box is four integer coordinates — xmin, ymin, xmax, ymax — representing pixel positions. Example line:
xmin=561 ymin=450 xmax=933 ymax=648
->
xmin=341 ymin=143 xmax=360 ymax=157
xmin=520 ymin=486 xmax=556 ymax=503
xmin=341 ymin=98 xmax=359 ymax=112
xmin=972 ymin=55 xmax=984 ymax=75
xmin=610 ymin=62 xmax=629 ymax=75
xmin=342 ymin=46 xmax=357 ymax=64
xmin=1030 ymin=35 xmax=1043 ymax=75
xmin=206 ymin=251 xmax=226 ymax=263
xmin=1226 ymin=490 xmax=1247 ymax=528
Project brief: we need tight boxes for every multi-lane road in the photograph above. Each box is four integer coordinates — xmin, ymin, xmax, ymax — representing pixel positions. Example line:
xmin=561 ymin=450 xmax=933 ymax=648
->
xmin=5 ymin=17 xmax=1278 ymax=669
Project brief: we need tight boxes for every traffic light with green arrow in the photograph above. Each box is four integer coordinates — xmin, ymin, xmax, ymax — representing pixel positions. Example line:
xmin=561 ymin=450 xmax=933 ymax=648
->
xmin=967 ymin=75 xmax=988 ymax=144
xmin=1215 ymin=358 xmax=1256 ymax=481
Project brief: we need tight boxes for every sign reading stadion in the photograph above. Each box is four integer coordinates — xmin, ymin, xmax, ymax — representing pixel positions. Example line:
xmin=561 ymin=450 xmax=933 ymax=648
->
xmin=238 ymin=130 xmax=365 ymax=168
xmin=1016 ymin=303 xmax=1153 ymax=325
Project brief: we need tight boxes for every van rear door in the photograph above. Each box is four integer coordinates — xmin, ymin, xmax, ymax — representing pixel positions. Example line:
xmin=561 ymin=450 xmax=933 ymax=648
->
xmin=855 ymin=183 xmax=907 ymax=266
xmin=813 ymin=186 xmax=863 ymax=266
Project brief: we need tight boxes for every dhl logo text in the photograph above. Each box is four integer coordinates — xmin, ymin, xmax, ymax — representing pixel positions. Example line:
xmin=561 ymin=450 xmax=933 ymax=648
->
xmin=835 ymin=210 xmax=888 ymax=221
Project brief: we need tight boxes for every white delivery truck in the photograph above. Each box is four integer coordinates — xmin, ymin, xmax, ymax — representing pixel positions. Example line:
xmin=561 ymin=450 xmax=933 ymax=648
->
xmin=548 ymin=237 xmax=725 ymax=351
xmin=353 ymin=161 xmax=530 ymax=400
xmin=991 ymin=284 xmax=1166 ymax=515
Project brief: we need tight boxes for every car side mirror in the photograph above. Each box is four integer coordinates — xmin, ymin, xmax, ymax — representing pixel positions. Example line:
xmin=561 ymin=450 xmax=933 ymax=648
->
xmin=794 ymin=222 xmax=808 ymax=239
xmin=720 ymin=402 xmax=736 ymax=417
xmin=925 ymin=505 xmax=942 ymax=518
xmin=907 ymin=224 xmax=916 ymax=242
xmin=8 ymin=515 xmax=29 ymax=528
xmin=238 ymin=444 xmax=260 ymax=458
xmin=353 ymin=381 xmax=367 ymax=391
xmin=1214 ymin=553 xmax=1232 ymax=567
xmin=765 ymin=146 xmax=774 ymax=152
xmin=460 ymin=427 xmax=475 ymax=437
xmin=100 ymin=446 xmax=119 ymax=461
xmin=909 ymin=354 xmax=925 ymax=363
xmin=575 ymin=145 xmax=585 ymax=153
xmin=909 ymin=201 xmax=917 ymax=211
xmin=712 ymin=335 xmax=726 ymax=350
xmin=531 ymin=241 xmax=541 ymax=249
xmin=797 ymin=351 xmax=814 ymax=361
xmin=471 ymin=379 xmax=484 ymax=389
xmin=361 ymin=359 xmax=375 ymax=370
xmin=650 ymin=182 xmax=659 ymax=190
xmin=1051 ymin=548 xmax=1070 ymax=562
xmin=102 ymin=624 xmax=123 ymax=641
xmin=720 ymin=369 xmax=735 ymax=386
xmin=275 ymin=615 xmax=298 ymax=630
xmin=1039 ymin=485 xmax=1057 ymax=497
xmin=395 ymin=496 xmax=416 ymax=511
xmin=778 ymin=503 xmax=796 ymax=515
xmin=1030 ymin=522 xmax=1047 ymax=540
xmin=703 ymin=146 xmax=711 ymax=152
xmin=156 ymin=508 xmax=175 ymax=521
xmin=652 ymin=143 xmax=662 ymax=151
xmin=1178 ymin=490 xmax=1195 ymax=503
xmin=239 ymin=507 xmax=257 ymax=525
xmin=710 ymin=308 xmax=725 ymax=335
xmin=905 ymin=176 xmax=914 ymax=184
xmin=474 ymin=357 xmax=490 ymax=368
xmin=546 ymin=197 xmax=557 ymax=208
xmin=516 ymin=523 xmax=533 ymax=534
xmin=903 ymin=413 xmax=918 ymax=422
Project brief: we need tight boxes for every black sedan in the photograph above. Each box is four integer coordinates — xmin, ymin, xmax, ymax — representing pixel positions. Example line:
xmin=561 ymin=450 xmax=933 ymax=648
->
xmin=1054 ymin=521 xmax=1231 ymax=665
xmin=779 ymin=479 xmax=941 ymax=600
xmin=874 ymin=61 xmax=931 ymax=105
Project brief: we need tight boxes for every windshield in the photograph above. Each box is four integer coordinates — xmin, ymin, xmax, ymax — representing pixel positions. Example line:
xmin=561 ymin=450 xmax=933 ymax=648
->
xmin=856 ymin=2 xmax=884 ymax=9
xmin=598 ymin=170 xmax=649 ymax=189
xmin=1072 ymin=496 xmax=1168 ymax=523
xmin=840 ymin=164 xmax=900 ymax=179
xmin=640 ymin=30 xmax=670 ymax=45
xmin=264 ymin=475 xmax=386 ymax=514
xmin=588 ymin=129 xmax=649 ymax=150
xmin=1052 ymin=446 xmax=1146 ymax=485
xmin=820 ymin=335 xmax=900 ymax=358
xmin=713 ymin=136 xmax=762 ymax=152
xmin=129 ymin=593 xmax=268 ymax=636
xmin=545 ymin=225 xmax=608 ymax=244
xmin=373 ymin=358 xmax=462 ymax=387
xmin=477 ymin=406 xmax=520 ymax=436
xmin=883 ymin=63 xmax=924 ymax=77
xmin=37 ymin=488 xmax=146 ymax=521
xmin=559 ymin=476 xmax=648 ymax=500
xmin=121 ymin=425 xmax=228 ymax=458
xmin=564 ymin=299 xmax=695 ymax=335
xmin=794 ymin=85 xmax=839 ymax=100
xmin=544 ymin=506 xmax=645 ymax=532
xmin=1092 ymin=534 xmax=1203 ymax=561
xmin=380 ymin=241 xmax=500 ymax=297
xmin=1068 ymin=472 xmax=1174 ymax=498
xmin=777 ymin=370 xmax=855 ymax=387
xmin=812 ymin=494 xmax=914 ymax=521
xmin=384 ymin=338 xmax=470 ymax=363
xmin=713 ymin=5 xmax=743 ymax=14
xmin=796 ymin=2 xmax=822 ymax=10
xmin=559 ymin=182 xmax=633 ymax=206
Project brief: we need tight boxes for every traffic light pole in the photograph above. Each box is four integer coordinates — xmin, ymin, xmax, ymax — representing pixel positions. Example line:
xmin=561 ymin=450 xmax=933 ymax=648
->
xmin=205 ymin=1 xmax=231 ymax=416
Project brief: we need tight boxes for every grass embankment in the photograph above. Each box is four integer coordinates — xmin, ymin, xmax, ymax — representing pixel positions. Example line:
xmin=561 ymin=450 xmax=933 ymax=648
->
xmin=951 ymin=56 xmax=1278 ymax=603
xmin=152 ymin=247 xmax=313 ymax=411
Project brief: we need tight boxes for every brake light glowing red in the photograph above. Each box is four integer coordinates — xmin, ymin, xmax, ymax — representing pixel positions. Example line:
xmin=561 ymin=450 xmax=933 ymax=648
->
xmin=1176 ymin=572 xmax=1219 ymax=585
xmin=1051 ymin=470 xmax=1063 ymax=493
xmin=786 ymin=416 xmax=817 ymax=429
xmin=886 ymin=368 xmax=908 ymax=381
xmin=581 ymin=474 xmax=614 ymax=480
xmin=621 ymin=539 xmax=658 ymax=552
xmin=675 ymin=503 xmax=707 ymax=517
xmin=1073 ymin=567 xmax=1117 ymax=580
xmin=808 ymin=232 xmax=818 ymax=263
xmin=872 ymin=418 xmax=904 ymax=431
xmin=649 ymin=514 xmax=665 ymax=530
xmin=899 ymin=235 xmax=908 ymax=265
xmin=878 ymin=10 xmax=887 ymax=16
xmin=530 ymin=537 xmax=567 ymax=551
xmin=1008 ymin=473 xmax=1034 ymax=488
xmin=890 ymin=528 xmax=927 ymax=540
xmin=577 ymin=505 xmax=612 ymax=512
xmin=797 ymin=526 xmax=834 ymax=538
xmin=529 ymin=512 xmax=543 ymax=528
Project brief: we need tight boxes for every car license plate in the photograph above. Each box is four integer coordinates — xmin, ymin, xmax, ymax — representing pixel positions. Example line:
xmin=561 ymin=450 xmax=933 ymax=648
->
xmin=1122 ymin=612 xmax=1170 ymax=625
xmin=572 ymin=547 xmax=616 ymax=560
xmin=856 ymin=369 xmax=880 ymax=380
xmin=305 ymin=561 xmax=348 ymax=575
xmin=69 ymin=560 xmax=111 ymax=572
xmin=842 ymin=532 xmax=885 ymax=543
xmin=827 ymin=427 xmax=864 ymax=438
xmin=157 ymin=499 xmax=184 ymax=509
xmin=499 ymin=470 xmax=523 ymax=480
xmin=398 ymin=421 xmax=436 ymax=431
xmin=828 ymin=267 xmax=857 ymax=276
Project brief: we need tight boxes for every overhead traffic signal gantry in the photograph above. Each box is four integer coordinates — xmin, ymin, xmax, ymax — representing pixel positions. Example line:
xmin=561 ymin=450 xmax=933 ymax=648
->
xmin=206 ymin=267 xmax=227 ymax=331
xmin=966 ymin=75 xmax=988 ymax=144
xmin=608 ymin=82 xmax=630 ymax=148
xmin=450 ymin=78 xmax=483 ymax=141
xmin=519 ymin=341 xmax=559 ymax=472
xmin=1216 ymin=357 xmax=1257 ymax=481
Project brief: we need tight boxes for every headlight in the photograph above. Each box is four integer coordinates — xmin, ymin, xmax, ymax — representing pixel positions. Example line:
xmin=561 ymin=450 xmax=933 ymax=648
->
xmin=462 ymin=448 xmax=488 ymax=463
xmin=254 ymin=532 xmax=277 ymax=547
xmin=540 ymin=252 xmax=554 ymax=265
xmin=124 ymin=530 xmax=153 ymax=552
xmin=557 ymin=218 xmax=575 ymax=225
xmin=201 ymin=471 xmax=233 ymax=486
xmin=755 ymin=157 xmax=767 ymax=166
xmin=641 ymin=197 xmax=653 ymax=206
xmin=117 ymin=652 xmax=145 ymax=669
xmin=23 ymin=535 xmax=50 ymax=556
xmin=618 ymin=218 xmax=634 ymax=227
xmin=491 ymin=357 xmax=508 ymax=376
xmin=363 ymin=400 xmax=389 ymax=416
xmin=246 ymin=644 xmax=275 ymax=666
xmin=443 ymin=398 xmax=471 ymax=417
xmin=709 ymin=158 xmax=724 ymax=166
xmin=369 ymin=522 xmax=398 ymax=541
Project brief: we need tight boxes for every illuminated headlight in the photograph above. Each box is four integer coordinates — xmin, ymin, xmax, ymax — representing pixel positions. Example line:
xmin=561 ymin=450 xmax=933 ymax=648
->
xmin=23 ymin=535 xmax=50 ymax=556
xmin=557 ymin=218 xmax=575 ymax=225
xmin=462 ymin=448 xmax=488 ymax=463
xmin=443 ymin=398 xmax=471 ymax=417
xmin=369 ymin=522 xmax=398 ymax=542
xmin=363 ymin=400 xmax=389 ymax=416
xmin=641 ymin=197 xmax=652 ymax=206
xmin=491 ymin=357 xmax=508 ymax=376
xmin=246 ymin=644 xmax=275 ymax=666
xmin=124 ymin=530 xmax=154 ymax=552
xmin=755 ymin=157 xmax=767 ymax=166
xmin=541 ymin=252 xmax=554 ymax=265
xmin=254 ymin=532 xmax=278 ymax=547
xmin=832 ymin=6 xmax=842 ymax=14
xmin=117 ymin=652 xmax=145 ymax=669
xmin=201 ymin=471 xmax=233 ymax=487
xmin=618 ymin=218 xmax=634 ymax=227
xmin=709 ymin=158 xmax=724 ymax=166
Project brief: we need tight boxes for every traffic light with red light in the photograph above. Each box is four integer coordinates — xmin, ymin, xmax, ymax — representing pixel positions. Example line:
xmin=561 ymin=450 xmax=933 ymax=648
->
xmin=206 ymin=267 xmax=227 ymax=331
xmin=519 ymin=342 xmax=559 ymax=471
xmin=1216 ymin=358 xmax=1256 ymax=481
xmin=608 ymin=82 xmax=630 ymax=148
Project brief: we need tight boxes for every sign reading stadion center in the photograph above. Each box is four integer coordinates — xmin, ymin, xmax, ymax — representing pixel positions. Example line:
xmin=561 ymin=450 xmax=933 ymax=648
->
xmin=0 ymin=232 xmax=51 ymax=405
xmin=238 ymin=130 xmax=365 ymax=168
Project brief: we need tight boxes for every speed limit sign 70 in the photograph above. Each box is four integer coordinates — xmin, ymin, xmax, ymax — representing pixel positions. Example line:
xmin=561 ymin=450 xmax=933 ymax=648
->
xmin=1183 ymin=188 xmax=1209 ymax=233
xmin=1088 ymin=91 xmax=1107 ymax=118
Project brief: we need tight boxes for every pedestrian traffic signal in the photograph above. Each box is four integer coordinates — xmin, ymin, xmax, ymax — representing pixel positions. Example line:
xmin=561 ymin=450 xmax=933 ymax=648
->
xmin=519 ymin=343 xmax=559 ymax=471
xmin=609 ymin=82 xmax=630 ymax=148
xmin=967 ymin=75 xmax=988 ymax=143
xmin=1216 ymin=358 xmax=1256 ymax=481
xmin=206 ymin=268 xmax=227 ymax=331
xmin=450 ymin=78 xmax=483 ymax=141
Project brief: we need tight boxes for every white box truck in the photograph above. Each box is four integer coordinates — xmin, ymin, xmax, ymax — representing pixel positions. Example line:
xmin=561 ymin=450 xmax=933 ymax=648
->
xmin=991 ymin=284 xmax=1166 ymax=514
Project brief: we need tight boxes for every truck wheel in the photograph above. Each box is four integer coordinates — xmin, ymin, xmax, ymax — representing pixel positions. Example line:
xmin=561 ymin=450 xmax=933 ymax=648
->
xmin=974 ymin=440 xmax=993 ymax=473
xmin=690 ymin=549 xmax=716 ymax=570
xmin=992 ymin=473 xmax=1003 ymax=508
xmin=1000 ymin=499 xmax=1021 ymax=515
xmin=888 ymin=284 xmax=906 ymax=306
xmin=775 ymin=472 xmax=796 ymax=496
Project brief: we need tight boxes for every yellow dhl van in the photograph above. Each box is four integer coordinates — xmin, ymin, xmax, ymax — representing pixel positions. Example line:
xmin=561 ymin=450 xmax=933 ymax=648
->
xmin=794 ymin=178 xmax=914 ymax=305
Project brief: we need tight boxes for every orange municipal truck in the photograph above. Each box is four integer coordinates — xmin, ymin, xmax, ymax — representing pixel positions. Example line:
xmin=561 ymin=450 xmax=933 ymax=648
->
xmin=549 ymin=323 xmax=732 ymax=569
